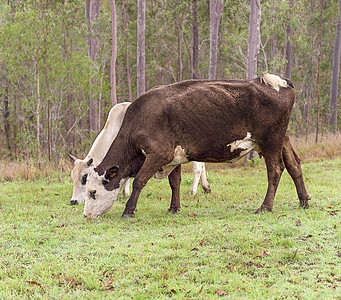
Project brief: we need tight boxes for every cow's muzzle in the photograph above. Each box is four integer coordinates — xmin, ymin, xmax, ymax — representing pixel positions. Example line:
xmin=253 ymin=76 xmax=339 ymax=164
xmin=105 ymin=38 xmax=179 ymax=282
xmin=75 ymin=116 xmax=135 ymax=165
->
xmin=89 ymin=190 xmax=96 ymax=199
xmin=83 ymin=212 xmax=98 ymax=219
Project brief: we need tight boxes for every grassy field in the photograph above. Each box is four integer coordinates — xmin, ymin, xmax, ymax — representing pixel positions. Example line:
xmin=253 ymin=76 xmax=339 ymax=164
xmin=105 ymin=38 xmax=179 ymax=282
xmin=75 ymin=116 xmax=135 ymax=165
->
xmin=0 ymin=158 xmax=340 ymax=299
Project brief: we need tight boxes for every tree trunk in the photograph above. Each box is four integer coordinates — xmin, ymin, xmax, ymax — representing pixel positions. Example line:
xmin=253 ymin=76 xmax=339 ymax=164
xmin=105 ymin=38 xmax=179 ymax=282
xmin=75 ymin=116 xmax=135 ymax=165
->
xmin=126 ymin=47 xmax=132 ymax=102
xmin=137 ymin=0 xmax=146 ymax=97
xmin=167 ymin=50 xmax=172 ymax=84
xmin=177 ymin=18 xmax=183 ymax=82
xmin=246 ymin=0 xmax=261 ymax=80
xmin=245 ymin=0 xmax=261 ymax=165
xmin=316 ymin=2 xmax=323 ymax=143
xmin=85 ymin=0 xmax=90 ymax=50
xmin=34 ymin=49 xmax=42 ymax=168
xmin=329 ymin=0 xmax=341 ymax=134
xmin=110 ymin=0 xmax=117 ymax=106
xmin=0 ymin=63 xmax=11 ymax=156
xmin=123 ymin=0 xmax=132 ymax=102
xmin=87 ymin=0 xmax=100 ymax=61
xmin=43 ymin=38 xmax=51 ymax=161
xmin=305 ymin=2 xmax=316 ymax=139
xmin=270 ymin=2 xmax=277 ymax=72
xmin=192 ymin=0 xmax=199 ymax=79
xmin=61 ymin=2 xmax=75 ymax=154
xmin=1 ymin=88 xmax=11 ymax=155
xmin=209 ymin=0 xmax=223 ymax=80
xmin=86 ymin=0 xmax=100 ymax=133
xmin=285 ymin=0 xmax=293 ymax=79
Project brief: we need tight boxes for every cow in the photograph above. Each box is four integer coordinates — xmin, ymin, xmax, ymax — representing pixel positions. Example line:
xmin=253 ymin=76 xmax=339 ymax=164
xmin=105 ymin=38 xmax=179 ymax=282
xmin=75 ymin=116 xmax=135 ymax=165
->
xmin=69 ymin=103 xmax=210 ymax=205
xmin=82 ymin=73 xmax=311 ymax=219
xmin=69 ymin=102 xmax=131 ymax=205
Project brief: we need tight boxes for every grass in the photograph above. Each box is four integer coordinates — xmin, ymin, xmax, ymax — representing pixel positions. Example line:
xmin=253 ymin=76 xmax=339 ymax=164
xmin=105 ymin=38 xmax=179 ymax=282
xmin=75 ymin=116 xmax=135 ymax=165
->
xmin=1 ymin=133 xmax=341 ymax=182
xmin=0 ymin=158 xmax=341 ymax=299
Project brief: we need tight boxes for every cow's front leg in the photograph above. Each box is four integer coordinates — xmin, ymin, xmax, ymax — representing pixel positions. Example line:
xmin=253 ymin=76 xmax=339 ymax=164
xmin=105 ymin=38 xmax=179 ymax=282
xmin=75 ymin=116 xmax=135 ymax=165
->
xmin=255 ymin=153 xmax=285 ymax=214
xmin=168 ymin=165 xmax=181 ymax=213
xmin=122 ymin=154 xmax=172 ymax=218
xmin=121 ymin=178 xmax=143 ymax=218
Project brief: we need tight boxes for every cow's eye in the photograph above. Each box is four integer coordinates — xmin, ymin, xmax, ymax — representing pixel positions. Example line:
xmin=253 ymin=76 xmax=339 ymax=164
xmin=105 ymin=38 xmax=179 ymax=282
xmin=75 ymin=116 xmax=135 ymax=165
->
xmin=81 ymin=174 xmax=88 ymax=185
xmin=102 ymin=179 xmax=109 ymax=186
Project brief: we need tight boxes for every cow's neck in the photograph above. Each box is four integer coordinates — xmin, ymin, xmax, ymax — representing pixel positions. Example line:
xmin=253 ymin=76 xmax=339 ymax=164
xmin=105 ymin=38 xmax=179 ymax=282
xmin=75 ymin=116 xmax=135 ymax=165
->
xmin=97 ymin=135 xmax=143 ymax=179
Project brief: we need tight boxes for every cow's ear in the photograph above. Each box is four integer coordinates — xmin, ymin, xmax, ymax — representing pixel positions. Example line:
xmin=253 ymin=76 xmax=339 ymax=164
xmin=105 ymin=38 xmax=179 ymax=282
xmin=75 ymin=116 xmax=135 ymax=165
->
xmin=86 ymin=158 xmax=93 ymax=166
xmin=68 ymin=154 xmax=78 ymax=162
xmin=105 ymin=166 xmax=119 ymax=180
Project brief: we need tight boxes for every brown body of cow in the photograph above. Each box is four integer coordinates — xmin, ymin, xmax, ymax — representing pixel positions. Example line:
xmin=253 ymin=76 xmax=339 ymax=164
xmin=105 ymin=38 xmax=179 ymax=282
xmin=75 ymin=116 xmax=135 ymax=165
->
xmin=83 ymin=74 xmax=310 ymax=219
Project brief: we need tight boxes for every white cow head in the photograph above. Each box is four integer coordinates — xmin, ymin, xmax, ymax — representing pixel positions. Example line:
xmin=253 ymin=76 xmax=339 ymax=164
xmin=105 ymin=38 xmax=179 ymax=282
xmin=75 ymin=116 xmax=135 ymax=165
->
xmin=69 ymin=154 xmax=93 ymax=205
xmin=83 ymin=164 xmax=127 ymax=219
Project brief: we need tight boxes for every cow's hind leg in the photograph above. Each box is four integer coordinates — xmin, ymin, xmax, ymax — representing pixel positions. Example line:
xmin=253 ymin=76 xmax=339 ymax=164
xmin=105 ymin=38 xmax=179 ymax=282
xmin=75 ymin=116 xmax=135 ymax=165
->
xmin=200 ymin=162 xmax=211 ymax=193
xmin=191 ymin=162 xmax=211 ymax=195
xmin=282 ymin=136 xmax=310 ymax=208
xmin=120 ymin=178 xmax=130 ymax=198
xmin=168 ymin=165 xmax=181 ymax=213
xmin=190 ymin=162 xmax=201 ymax=195
xmin=255 ymin=151 xmax=285 ymax=214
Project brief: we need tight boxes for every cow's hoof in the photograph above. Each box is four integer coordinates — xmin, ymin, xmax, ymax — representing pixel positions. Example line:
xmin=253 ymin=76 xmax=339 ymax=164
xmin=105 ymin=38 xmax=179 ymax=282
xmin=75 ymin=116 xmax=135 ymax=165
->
xmin=299 ymin=202 xmax=310 ymax=209
xmin=254 ymin=206 xmax=272 ymax=214
xmin=254 ymin=208 xmax=262 ymax=214
xmin=168 ymin=207 xmax=180 ymax=214
xmin=121 ymin=212 xmax=135 ymax=218
xmin=203 ymin=186 xmax=211 ymax=194
xmin=70 ymin=200 xmax=78 ymax=205
xmin=121 ymin=208 xmax=136 ymax=218
xmin=299 ymin=196 xmax=311 ymax=209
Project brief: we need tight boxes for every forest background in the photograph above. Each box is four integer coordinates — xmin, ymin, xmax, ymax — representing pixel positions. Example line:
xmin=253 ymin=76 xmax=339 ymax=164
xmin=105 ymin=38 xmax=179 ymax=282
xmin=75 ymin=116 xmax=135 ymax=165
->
xmin=0 ymin=0 xmax=341 ymax=165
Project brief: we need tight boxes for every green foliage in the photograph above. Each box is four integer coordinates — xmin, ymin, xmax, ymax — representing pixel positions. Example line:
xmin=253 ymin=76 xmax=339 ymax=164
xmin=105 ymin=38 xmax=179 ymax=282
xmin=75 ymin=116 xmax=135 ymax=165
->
xmin=0 ymin=0 xmax=340 ymax=161
xmin=0 ymin=159 xmax=340 ymax=298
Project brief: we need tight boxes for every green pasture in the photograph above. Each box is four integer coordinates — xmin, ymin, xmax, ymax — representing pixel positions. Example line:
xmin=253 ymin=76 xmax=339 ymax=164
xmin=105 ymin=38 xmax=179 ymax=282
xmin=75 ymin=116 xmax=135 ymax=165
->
xmin=0 ymin=158 xmax=340 ymax=299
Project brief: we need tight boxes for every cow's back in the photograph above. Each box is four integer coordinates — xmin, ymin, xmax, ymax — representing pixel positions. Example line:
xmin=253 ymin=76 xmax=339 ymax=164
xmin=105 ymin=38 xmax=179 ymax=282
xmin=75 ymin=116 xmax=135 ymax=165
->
xmin=120 ymin=79 xmax=295 ymax=161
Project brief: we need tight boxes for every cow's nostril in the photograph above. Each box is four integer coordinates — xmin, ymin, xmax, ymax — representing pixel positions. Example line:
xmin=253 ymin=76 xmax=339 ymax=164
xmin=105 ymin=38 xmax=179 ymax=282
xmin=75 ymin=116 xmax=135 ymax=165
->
xmin=89 ymin=190 xmax=96 ymax=199
xmin=70 ymin=200 xmax=78 ymax=205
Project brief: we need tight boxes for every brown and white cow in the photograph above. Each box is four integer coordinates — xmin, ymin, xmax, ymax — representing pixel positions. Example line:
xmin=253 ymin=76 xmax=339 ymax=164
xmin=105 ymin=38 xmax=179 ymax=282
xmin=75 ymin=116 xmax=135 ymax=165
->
xmin=69 ymin=103 xmax=210 ymax=205
xmin=83 ymin=73 xmax=310 ymax=219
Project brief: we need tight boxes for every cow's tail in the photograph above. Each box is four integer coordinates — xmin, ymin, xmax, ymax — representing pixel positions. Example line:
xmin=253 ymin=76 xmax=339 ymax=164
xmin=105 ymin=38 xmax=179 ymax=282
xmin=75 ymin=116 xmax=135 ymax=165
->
xmin=260 ymin=73 xmax=293 ymax=91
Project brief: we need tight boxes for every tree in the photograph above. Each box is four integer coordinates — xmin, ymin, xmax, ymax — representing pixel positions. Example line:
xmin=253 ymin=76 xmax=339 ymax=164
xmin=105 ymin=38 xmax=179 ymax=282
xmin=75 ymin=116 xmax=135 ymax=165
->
xmin=246 ymin=0 xmax=261 ymax=80
xmin=209 ymin=0 xmax=223 ymax=80
xmin=33 ymin=44 xmax=42 ymax=167
xmin=122 ymin=0 xmax=133 ymax=102
xmin=315 ymin=1 xmax=323 ymax=143
xmin=329 ymin=0 xmax=341 ymax=134
xmin=270 ymin=2 xmax=278 ymax=72
xmin=86 ymin=0 xmax=100 ymax=133
xmin=110 ymin=0 xmax=118 ymax=106
xmin=245 ymin=0 xmax=261 ymax=165
xmin=137 ymin=0 xmax=145 ymax=97
xmin=1 ymin=0 xmax=340 ymax=164
xmin=192 ymin=0 xmax=199 ymax=79
xmin=0 ymin=62 xmax=11 ymax=156
xmin=285 ymin=0 xmax=293 ymax=79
